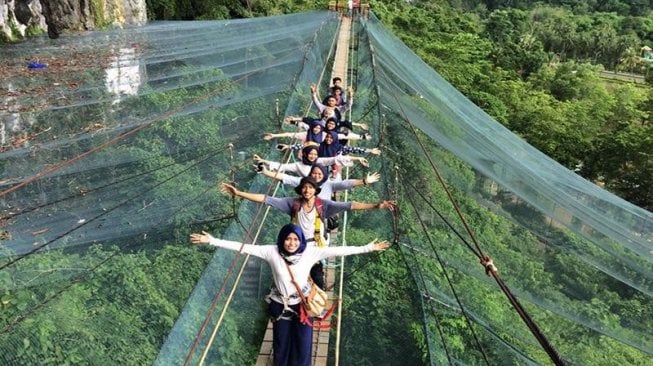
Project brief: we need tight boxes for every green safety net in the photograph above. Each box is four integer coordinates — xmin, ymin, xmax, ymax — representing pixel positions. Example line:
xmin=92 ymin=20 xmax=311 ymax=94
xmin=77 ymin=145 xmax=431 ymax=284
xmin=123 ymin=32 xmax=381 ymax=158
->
xmin=0 ymin=9 xmax=651 ymax=366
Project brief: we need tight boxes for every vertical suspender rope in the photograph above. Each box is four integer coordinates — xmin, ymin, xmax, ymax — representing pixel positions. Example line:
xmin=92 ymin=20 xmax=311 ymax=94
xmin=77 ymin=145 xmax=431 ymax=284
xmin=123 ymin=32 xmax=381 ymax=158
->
xmin=333 ymin=13 xmax=357 ymax=366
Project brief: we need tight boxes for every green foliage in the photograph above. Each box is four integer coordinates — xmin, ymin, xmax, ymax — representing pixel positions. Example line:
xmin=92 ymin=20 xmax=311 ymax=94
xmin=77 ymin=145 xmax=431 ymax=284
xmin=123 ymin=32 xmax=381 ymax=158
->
xmin=375 ymin=0 xmax=652 ymax=208
xmin=0 ymin=245 xmax=211 ymax=365
xmin=25 ymin=25 xmax=46 ymax=37
xmin=147 ymin=0 xmax=320 ymax=20
xmin=339 ymin=234 xmax=426 ymax=364
xmin=90 ymin=0 xmax=111 ymax=28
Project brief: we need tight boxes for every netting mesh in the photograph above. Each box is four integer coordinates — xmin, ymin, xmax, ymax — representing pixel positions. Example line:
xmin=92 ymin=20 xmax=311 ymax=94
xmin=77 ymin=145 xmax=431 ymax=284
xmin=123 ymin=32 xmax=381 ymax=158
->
xmin=358 ymin=12 xmax=652 ymax=365
xmin=0 ymin=9 xmax=651 ymax=366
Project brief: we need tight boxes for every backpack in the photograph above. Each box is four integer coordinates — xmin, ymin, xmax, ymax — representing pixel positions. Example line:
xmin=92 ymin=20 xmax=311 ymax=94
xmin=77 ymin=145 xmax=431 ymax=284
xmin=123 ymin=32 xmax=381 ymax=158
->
xmin=291 ymin=197 xmax=326 ymax=247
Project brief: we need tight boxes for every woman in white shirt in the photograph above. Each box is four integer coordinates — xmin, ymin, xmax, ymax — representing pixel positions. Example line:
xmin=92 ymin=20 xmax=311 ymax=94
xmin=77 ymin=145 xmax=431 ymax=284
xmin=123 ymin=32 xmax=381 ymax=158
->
xmin=190 ymin=224 xmax=389 ymax=366
xmin=253 ymin=144 xmax=367 ymax=178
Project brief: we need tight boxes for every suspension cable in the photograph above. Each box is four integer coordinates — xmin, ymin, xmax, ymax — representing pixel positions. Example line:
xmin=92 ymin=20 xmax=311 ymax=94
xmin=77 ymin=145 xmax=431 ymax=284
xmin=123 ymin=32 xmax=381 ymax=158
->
xmin=0 ymin=148 xmax=222 ymax=271
xmin=385 ymin=84 xmax=566 ymax=366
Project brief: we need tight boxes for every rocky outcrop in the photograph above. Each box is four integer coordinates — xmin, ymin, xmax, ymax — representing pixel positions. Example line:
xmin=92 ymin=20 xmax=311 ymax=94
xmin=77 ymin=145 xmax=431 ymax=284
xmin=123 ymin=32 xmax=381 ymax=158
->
xmin=1 ymin=0 xmax=146 ymax=41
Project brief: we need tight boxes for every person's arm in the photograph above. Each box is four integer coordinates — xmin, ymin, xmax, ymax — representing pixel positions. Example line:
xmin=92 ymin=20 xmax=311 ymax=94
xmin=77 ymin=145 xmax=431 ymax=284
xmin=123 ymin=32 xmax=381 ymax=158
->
xmin=340 ymin=146 xmax=381 ymax=156
xmin=320 ymin=154 xmax=368 ymax=168
xmin=346 ymin=155 xmax=369 ymax=167
xmin=351 ymin=200 xmax=396 ymax=211
xmin=253 ymin=154 xmax=299 ymax=174
xmin=310 ymin=83 xmax=326 ymax=112
xmin=285 ymin=116 xmax=311 ymax=130
xmin=351 ymin=121 xmax=369 ymax=131
xmin=190 ymin=231 xmax=270 ymax=258
xmin=316 ymin=239 xmax=390 ymax=260
xmin=220 ymin=182 xmax=265 ymax=203
xmin=331 ymin=180 xmax=354 ymax=192
xmin=271 ymin=143 xmax=302 ymax=152
xmin=253 ymin=154 xmax=272 ymax=166
xmin=263 ymin=132 xmax=303 ymax=141
xmin=338 ymin=87 xmax=354 ymax=113
xmin=260 ymin=166 xmax=287 ymax=182
xmin=288 ymin=143 xmax=303 ymax=151
xmin=337 ymin=132 xmax=371 ymax=141
xmin=350 ymin=172 xmax=381 ymax=187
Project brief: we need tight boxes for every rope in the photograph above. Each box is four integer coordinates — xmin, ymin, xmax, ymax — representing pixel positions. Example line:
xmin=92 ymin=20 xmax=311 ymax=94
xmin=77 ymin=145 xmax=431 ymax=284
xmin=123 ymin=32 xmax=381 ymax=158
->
xmin=333 ymin=14 xmax=354 ymax=366
xmin=356 ymin=23 xmax=453 ymax=365
xmin=1 ymin=151 xmax=210 ymax=222
xmin=384 ymin=77 xmax=567 ymax=366
xmin=197 ymin=207 xmax=275 ymax=366
xmin=357 ymin=14 xmax=566 ymax=363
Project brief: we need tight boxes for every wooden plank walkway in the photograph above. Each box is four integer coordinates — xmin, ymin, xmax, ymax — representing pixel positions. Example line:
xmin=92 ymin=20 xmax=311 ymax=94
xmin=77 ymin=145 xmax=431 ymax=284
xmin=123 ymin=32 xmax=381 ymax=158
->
xmin=255 ymin=14 xmax=352 ymax=366
xmin=255 ymin=264 xmax=338 ymax=366
xmin=331 ymin=16 xmax=351 ymax=89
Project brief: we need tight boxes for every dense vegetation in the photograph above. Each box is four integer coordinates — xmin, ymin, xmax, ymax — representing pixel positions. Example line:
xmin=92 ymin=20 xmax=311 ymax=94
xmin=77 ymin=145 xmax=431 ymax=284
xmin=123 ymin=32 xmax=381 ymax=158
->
xmin=371 ymin=0 xmax=653 ymax=210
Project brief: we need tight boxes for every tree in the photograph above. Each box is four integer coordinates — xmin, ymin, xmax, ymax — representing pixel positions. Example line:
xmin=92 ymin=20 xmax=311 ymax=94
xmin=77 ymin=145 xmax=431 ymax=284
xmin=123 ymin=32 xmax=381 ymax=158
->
xmin=617 ymin=46 xmax=644 ymax=74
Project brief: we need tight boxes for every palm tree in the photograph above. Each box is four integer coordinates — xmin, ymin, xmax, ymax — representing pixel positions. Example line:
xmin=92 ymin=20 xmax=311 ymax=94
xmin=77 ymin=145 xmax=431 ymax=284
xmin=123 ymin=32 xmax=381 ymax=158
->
xmin=617 ymin=47 xmax=642 ymax=74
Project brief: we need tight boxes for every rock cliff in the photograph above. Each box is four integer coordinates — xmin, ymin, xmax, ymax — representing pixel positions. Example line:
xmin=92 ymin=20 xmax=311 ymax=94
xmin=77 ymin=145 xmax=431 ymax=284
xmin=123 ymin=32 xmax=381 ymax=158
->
xmin=1 ymin=0 xmax=146 ymax=41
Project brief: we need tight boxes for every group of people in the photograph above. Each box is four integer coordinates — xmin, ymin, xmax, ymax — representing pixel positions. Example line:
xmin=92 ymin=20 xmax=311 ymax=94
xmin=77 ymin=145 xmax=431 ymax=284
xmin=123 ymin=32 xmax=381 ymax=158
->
xmin=190 ymin=77 xmax=394 ymax=366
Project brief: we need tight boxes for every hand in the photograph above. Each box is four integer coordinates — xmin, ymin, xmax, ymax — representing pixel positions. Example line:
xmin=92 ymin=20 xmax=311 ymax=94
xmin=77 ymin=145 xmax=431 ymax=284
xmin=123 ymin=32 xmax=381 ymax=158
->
xmin=369 ymin=148 xmax=381 ymax=155
xmin=378 ymin=200 xmax=397 ymax=211
xmin=310 ymin=83 xmax=317 ymax=95
xmin=358 ymin=123 xmax=369 ymax=131
xmin=369 ymin=239 xmax=390 ymax=251
xmin=285 ymin=116 xmax=299 ymax=125
xmin=263 ymin=133 xmax=274 ymax=141
xmin=365 ymin=172 xmax=381 ymax=185
xmin=190 ymin=231 xmax=213 ymax=245
xmin=253 ymin=163 xmax=265 ymax=173
xmin=253 ymin=154 xmax=263 ymax=163
xmin=220 ymin=182 xmax=239 ymax=197
xmin=359 ymin=158 xmax=369 ymax=167
xmin=347 ymin=86 xmax=354 ymax=96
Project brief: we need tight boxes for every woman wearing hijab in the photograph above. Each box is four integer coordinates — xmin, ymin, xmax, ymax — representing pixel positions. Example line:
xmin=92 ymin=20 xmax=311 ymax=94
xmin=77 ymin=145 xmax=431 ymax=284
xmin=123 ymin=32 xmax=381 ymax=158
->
xmin=318 ymin=131 xmax=381 ymax=158
xmin=253 ymin=144 xmax=368 ymax=178
xmin=263 ymin=120 xmax=326 ymax=144
xmin=259 ymin=164 xmax=382 ymax=200
xmin=265 ymin=118 xmax=363 ymax=144
xmin=190 ymin=224 xmax=389 ymax=366
xmin=318 ymin=131 xmax=380 ymax=179
xmin=275 ymin=133 xmax=380 ymax=179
